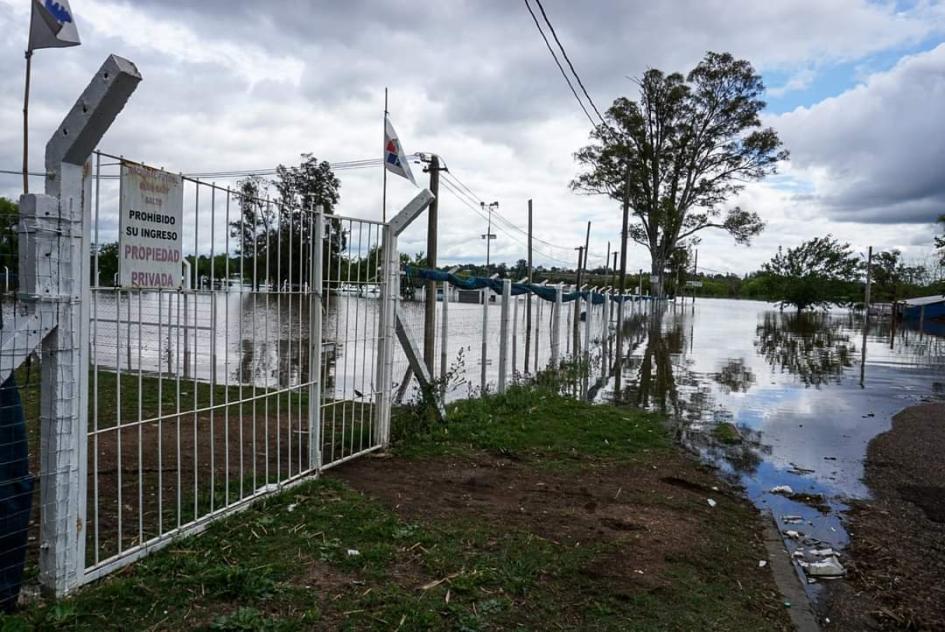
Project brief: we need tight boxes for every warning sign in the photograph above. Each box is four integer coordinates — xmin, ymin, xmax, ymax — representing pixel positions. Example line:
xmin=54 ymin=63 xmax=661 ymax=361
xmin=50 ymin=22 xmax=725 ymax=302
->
xmin=118 ymin=162 xmax=184 ymax=289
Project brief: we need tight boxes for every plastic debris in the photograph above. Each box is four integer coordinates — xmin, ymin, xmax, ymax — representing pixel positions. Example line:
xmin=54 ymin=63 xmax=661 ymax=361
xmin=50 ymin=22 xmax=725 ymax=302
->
xmin=785 ymin=530 xmax=803 ymax=540
xmin=287 ymin=503 xmax=298 ymax=513
xmin=346 ymin=549 xmax=360 ymax=557
xmin=782 ymin=515 xmax=803 ymax=524
xmin=805 ymin=556 xmax=845 ymax=578
xmin=706 ymin=498 xmax=717 ymax=508
xmin=758 ymin=560 xmax=768 ymax=568
xmin=811 ymin=548 xmax=836 ymax=557
xmin=770 ymin=485 xmax=794 ymax=495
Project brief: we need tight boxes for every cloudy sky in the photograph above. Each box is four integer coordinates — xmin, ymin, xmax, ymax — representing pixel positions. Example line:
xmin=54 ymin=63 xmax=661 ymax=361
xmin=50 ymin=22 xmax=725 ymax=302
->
xmin=2 ymin=0 xmax=944 ymax=275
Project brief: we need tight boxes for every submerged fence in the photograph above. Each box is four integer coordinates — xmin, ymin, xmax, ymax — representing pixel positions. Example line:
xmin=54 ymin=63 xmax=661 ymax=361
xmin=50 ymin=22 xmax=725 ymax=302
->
xmin=0 ymin=53 xmax=652 ymax=606
xmin=396 ymin=266 xmax=656 ymax=400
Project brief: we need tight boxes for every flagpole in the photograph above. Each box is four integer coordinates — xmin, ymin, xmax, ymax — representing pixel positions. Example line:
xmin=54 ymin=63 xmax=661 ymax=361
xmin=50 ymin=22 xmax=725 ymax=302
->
xmin=382 ymin=87 xmax=388 ymax=223
xmin=22 ymin=50 xmax=32 ymax=195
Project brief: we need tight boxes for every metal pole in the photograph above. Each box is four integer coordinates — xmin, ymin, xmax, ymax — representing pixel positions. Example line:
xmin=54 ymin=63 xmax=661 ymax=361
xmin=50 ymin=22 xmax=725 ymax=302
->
xmin=422 ymin=154 xmax=440 ymax=373
xmin=512 ymin=286 xmax=519 ymax=375
xmin=480 ymin=203 xmax=497 ymax=392
xmin=382 ymin=88 xmax=388 ymax=223
xmin=498 ymin=279 xmax=511 ymax=393
xmin=22 ymin=50 xmax=32 ymax=195
xmin=524 ymin=200 xmax=533 ymax=374
xmin=309 ymin=207 xmax=324 ymax=470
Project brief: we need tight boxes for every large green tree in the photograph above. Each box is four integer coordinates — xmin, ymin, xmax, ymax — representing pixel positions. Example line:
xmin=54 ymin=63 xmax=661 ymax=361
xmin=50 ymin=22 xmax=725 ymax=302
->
xmin=230 ymin=154 xmax=341 ymax=289
xmin=572 ymin=52 xmax=787 ymax=296
xmin=762 ymin=236 xmax=862 ymax=312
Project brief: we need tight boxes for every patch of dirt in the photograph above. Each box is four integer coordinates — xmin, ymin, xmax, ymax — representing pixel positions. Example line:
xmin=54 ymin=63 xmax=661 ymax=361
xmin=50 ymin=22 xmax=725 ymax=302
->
xmin=330 ymin=451 xmax=790 ymax=628
xmin=823 ymin=402 xmax=945 ymax=631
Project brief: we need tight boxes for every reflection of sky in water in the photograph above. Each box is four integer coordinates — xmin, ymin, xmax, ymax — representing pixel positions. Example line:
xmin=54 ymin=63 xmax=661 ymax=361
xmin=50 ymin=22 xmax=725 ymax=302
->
xmin=608 ymin=298 xmax=944 ymax=566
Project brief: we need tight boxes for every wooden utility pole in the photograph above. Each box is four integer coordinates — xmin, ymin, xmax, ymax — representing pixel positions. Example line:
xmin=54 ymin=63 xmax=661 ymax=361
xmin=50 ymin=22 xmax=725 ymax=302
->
xmin=524 ymin=200 xmax=533 ymax=373
xmin=604 ymin=240 xmax=610 ymax=286
xmin=614 ymin=174 xmax=631 ymax=400
xmin=422 ymin=154 xmax=440 ymax=373
xmin=611 ymin=251 xmax=618 ymax=287
xmin=572 ymin=221 xmax=591 ymax=359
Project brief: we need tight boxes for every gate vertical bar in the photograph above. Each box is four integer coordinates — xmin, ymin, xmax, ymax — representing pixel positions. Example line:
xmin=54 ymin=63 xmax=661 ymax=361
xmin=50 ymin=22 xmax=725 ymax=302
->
xmin=308 ymin=207 xmax=324 ymax=471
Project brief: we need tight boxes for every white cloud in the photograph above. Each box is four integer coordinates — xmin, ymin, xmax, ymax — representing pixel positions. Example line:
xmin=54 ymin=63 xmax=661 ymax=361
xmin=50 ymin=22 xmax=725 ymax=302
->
xmin=1 ymin=0 xmax=944 ymax=274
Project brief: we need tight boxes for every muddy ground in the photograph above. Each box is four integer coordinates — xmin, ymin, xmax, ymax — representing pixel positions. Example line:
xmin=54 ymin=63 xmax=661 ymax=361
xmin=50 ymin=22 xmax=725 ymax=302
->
xmin=331 ymin=450 xmax=793 ymax=629
xmin=824 ymin=402 xmax=945 ymax=631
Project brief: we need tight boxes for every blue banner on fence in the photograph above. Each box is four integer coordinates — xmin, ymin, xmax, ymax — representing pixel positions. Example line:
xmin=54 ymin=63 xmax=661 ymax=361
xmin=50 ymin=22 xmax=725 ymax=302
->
xmin=404 ymin=267 xmax=650 ymax=305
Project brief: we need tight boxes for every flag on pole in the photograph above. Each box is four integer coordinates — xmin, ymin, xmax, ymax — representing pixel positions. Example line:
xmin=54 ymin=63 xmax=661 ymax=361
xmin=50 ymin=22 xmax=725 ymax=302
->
xmin=28 ymin=0 xmax=80 ymax=52
xmin=383 ymin=116 xmax=417 ymax=187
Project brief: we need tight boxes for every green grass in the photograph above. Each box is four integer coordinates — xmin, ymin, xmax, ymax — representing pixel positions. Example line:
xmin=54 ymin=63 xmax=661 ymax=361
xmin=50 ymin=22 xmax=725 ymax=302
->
xmin=393 ymin=383 xmax=669 ymax=464
xmin=711 ymin=422 xmax=742 ymax=445
xmin=1 ymin=385 xmax=788 ymax=631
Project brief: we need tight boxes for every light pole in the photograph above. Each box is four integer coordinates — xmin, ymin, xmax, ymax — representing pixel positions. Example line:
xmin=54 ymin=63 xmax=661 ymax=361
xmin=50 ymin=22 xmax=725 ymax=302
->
xmin=480 ymin=201 xmax=498 ymax=391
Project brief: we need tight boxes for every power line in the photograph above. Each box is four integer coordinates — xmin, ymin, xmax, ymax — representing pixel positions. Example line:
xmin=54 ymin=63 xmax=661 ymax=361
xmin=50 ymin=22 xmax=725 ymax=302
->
xmin=523 ymin=0 xmax=599 ymax=132
xmin=533 ymin=0 xmax=609 ymax=129
xmin=438 ymin=178 xmax=576 ymax=266
xmin=441 ymin=171 xmax=607 ymax=265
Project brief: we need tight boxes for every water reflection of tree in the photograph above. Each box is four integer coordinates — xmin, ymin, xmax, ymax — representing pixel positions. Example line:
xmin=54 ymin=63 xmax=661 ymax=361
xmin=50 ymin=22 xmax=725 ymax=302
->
xmin=714 ymin=358 xmax=756 ymax=394
xmin=755 ymin=311 xmax=855 ymax=387
xmin=616 ymin=306 xmax=770 ymax=477
xmin=620 ymin=309 xmax=685 ymax=413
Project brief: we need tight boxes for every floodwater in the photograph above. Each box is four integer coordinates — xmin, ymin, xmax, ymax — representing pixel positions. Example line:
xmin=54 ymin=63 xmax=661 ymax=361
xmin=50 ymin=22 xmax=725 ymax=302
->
xmin=599 ymin=297 xmax=945 ymax=596
xmin=86 ymin=289 xmax=945 ymax=590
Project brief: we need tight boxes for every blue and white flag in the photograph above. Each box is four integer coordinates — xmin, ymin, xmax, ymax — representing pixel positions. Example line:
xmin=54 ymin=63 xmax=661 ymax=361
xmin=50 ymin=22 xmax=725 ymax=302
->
xmin=383 ymin=116 xmax=417 ymax=187
xmin=28 ymin=0 xmax=80 ymax=52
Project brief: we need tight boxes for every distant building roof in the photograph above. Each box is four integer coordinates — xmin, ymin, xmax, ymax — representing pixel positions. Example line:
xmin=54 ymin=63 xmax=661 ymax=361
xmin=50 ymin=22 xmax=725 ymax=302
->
xmin=901 ymin=295 xmax=945 ymax=307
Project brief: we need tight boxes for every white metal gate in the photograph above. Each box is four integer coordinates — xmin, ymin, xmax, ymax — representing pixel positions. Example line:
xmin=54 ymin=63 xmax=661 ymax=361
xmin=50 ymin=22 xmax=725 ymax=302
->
xmin=2 ymin=53 xmax=433 ymax=596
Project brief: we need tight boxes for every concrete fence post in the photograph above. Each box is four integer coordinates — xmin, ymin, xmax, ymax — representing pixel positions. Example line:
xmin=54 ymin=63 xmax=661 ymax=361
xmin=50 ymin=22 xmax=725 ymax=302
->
xmin=439 ymin=280 xmax=449 ymax=400
xmin=375 ymin=222 xmax=397 ymax=446
xmin=498 ymin=279 xmax=511 ymax=393
xmin=21 ymin=55 xmax=141 ymax=596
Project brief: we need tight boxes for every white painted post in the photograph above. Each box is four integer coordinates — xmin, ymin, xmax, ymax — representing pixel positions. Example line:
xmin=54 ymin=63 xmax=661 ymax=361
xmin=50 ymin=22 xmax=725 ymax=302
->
xmin=498 ymin=279 xmax=511 ymax=393
xmin=601 ymin=292 xmax=610 ymax=374
xmin=439 ymin=279 xmax=449 ymax=399
xmin=566 ymin=291 xmax=573 ymax=355
xmin=584 ymin=288 xmax=593 ymax=363
xmin=27 ymin=55 xmax=141 ymax=596
xmin=511 ymin=294 xmax=519 ymax=376
xmin=377 ymin=190 xmax=435 ymax=442
xmin=480 ymin=288 xmax=489 ymax=393
xmin=550 ymin=284 xmax=562 ymax=366
xmin=375 ymin=222 xmax=397 ymax=446
xmin=309 ymin=207 xmax=324 ymax=470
